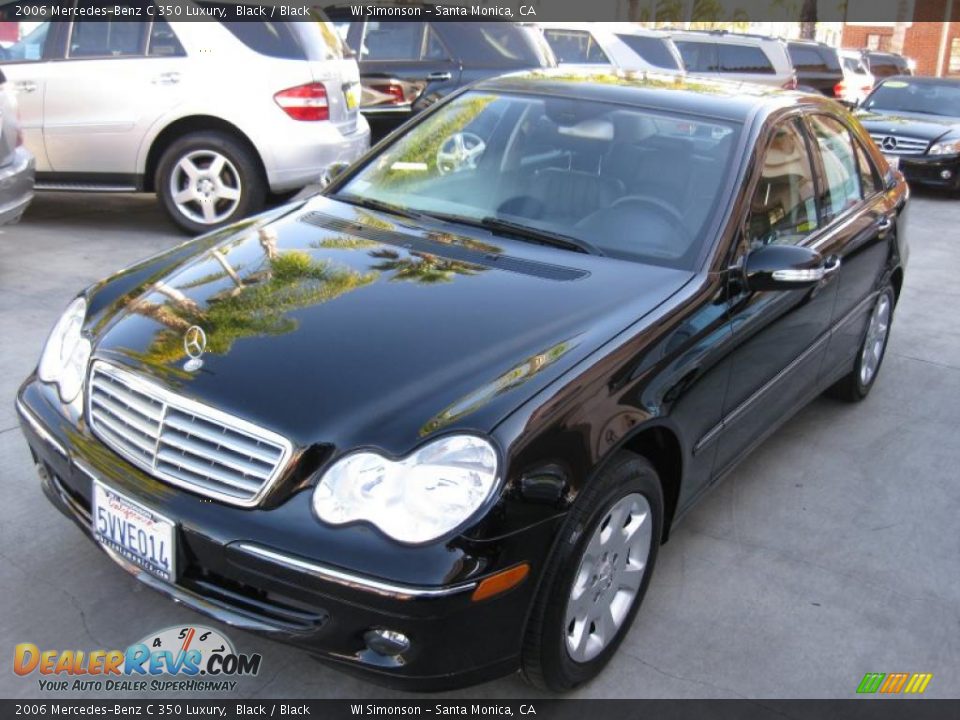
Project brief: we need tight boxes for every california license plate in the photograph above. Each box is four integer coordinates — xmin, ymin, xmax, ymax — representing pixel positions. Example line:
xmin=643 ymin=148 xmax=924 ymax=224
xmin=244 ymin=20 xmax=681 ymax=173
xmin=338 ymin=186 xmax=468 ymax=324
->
xmin=92 ymin=481 xmax=176 ymax=582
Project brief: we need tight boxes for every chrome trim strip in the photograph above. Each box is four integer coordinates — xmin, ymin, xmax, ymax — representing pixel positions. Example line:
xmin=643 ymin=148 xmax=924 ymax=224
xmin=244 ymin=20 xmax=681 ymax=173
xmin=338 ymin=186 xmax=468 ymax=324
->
xmin=693 ymin=291 xmax=879 ymax=456
xmin=236 ymin=543 xmax=477 ymax=601
xmin=16 ymin=397 xmax=68 ymax=458
xmin=87 ymin=360 xmax=294 ymax=509
xmin=36 ymin=183 xmax=138 ymax=193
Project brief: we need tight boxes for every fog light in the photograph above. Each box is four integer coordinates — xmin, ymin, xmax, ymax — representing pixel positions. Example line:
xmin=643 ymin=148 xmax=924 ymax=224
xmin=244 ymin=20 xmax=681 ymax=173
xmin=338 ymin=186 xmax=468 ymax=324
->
xmin=363 ymin=628 xmax=410 ymax=657
xmin=941 ymin=169 xmax=953 ymax=180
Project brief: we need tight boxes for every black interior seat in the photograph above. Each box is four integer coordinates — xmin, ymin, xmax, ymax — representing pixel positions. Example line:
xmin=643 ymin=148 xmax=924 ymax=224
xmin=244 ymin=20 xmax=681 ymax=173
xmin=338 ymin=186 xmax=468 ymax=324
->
xmin=531 ymin=168 xmax=625 ymax=225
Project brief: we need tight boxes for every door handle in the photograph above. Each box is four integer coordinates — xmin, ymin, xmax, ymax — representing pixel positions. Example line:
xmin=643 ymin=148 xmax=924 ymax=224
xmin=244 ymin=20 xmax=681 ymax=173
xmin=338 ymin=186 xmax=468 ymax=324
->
xmin=426 ymin=71 xmax=452 ymax=81
xmin=14 ymin=81 xmax=37 ymax=94
xmin=822 ymin=255 xmax=842 ymax=276
xmin=152 ymin=72 xmax=181 ymax=86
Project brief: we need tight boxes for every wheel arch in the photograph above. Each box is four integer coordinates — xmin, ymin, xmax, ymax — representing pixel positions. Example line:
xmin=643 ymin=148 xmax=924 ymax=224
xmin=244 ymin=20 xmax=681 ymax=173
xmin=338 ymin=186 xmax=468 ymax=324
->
xmin=616 ymin=421 xmax=684 ymax=543
xmin=890 ymin=265 xmax=904 ymax=304
xmin=143 ymin=115 xmax=267 ymax=193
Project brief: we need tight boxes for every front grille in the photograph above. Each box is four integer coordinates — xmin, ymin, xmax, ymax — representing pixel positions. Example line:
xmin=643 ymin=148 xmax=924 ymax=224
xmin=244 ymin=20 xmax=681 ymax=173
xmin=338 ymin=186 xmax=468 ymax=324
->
xmin=870 ymin=134 xmax=929 ymax=156
xmin=88 ymin=362 xmax=291 ymax=507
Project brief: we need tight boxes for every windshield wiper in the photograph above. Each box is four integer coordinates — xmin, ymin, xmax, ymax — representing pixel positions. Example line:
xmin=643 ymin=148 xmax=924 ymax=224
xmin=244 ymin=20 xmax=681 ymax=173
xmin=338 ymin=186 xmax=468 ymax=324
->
xmin=478 ymin=217 xmax=602 ymax=256
xmin=332 ymin=194 xmax=427 ymax=222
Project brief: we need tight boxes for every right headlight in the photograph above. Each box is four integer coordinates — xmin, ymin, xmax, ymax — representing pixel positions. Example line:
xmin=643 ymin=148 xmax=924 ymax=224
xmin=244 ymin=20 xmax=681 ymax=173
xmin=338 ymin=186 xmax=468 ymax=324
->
xmin=38 ymin=296 xmax=91 ymax=404
xmin=929 ymin=139 xmax=960 ymax=156
xmin=312 ymin=435 xmax=499 ymax=544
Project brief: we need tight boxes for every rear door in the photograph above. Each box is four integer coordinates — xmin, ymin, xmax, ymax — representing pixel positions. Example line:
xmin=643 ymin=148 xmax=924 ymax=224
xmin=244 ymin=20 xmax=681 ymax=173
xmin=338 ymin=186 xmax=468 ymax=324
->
xmin=42 ymin=9 xmax=188 ymax=178
xmin=806 ymin=114 xmax=897 ymax=376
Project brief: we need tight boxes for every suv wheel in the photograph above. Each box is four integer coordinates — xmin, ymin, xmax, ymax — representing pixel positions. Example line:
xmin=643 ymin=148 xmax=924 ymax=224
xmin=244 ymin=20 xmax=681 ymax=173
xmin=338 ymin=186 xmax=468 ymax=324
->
xmin=156 ymin=131 xmax=265 ymax=234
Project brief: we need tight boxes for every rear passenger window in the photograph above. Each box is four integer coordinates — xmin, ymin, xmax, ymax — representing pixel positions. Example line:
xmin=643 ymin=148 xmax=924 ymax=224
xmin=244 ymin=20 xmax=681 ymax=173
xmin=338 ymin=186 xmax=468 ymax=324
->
xmin=615 ymin=34 xmax=682 ymax=70
xmin=747 ymin=119 xmax=819 ymax=247
xmin=809 ymin=115 xmax=861 ymax=220
xmin=68 ymin=3 xmax=148 ymax=58
xmin=543 ymin=29 xmax=609 ymax=64
xmin=148 ymin=20 xmax=185 ymax=57
xmin=213 ymin=16 xmax=307 ymax=60
xmin=361 ymin=21 xmax=425 ymax=60
xmin=719 ymin=44 xmax=775 ymax=74
xmin=789 ymin=45 xmax=828 ymax=71
xmin=854 ymin=139 xmax=883 ymax=196
xmin=675 ymin=41 xmax=718 ymax=72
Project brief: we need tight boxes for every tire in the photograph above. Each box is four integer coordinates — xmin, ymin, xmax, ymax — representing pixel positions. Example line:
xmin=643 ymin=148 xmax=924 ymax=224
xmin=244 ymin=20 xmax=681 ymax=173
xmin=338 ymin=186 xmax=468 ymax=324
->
xmin=827 ymin=283 xmax=896 ymax=402
xmin=156 ymin=131 xmax=265 ymax=235
xmin=521 ymin=451 xmax=663 ymax=692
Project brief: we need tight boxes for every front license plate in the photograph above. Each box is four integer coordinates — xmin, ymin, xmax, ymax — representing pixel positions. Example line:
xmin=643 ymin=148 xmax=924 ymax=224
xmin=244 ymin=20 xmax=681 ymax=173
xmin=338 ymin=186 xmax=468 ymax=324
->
xmin=92 ymin=481 xmax=176 ymax=582
xmin=883 ymin=154 xmax=901 ymax=170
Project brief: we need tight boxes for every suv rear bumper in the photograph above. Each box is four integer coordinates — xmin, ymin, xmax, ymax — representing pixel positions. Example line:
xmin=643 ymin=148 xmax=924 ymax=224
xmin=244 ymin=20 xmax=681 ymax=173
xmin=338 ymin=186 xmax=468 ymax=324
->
xmin=264 ymin=115 xmax=370 ymax=193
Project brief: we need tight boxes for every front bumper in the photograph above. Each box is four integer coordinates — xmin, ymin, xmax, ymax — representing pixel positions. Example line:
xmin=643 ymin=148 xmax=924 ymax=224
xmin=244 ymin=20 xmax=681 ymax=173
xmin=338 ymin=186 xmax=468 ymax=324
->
xmin=16 ymin=377 xmax=559 ymax=690
xmin=895 ymin=153 xmax=960 ymax=189
xmin=0 ymin=146 xmax=35 ymax=225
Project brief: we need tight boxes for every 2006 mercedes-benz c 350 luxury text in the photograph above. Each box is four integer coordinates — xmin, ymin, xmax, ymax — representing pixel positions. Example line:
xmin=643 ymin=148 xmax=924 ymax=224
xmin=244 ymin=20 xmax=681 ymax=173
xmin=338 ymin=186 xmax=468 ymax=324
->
xmin=16 ymin=70 xmax=908 ymax=692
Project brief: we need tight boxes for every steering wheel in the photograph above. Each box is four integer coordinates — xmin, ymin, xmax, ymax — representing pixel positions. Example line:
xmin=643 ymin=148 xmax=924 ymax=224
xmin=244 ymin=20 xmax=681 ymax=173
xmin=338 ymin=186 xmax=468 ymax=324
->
xmin=436 ymin=132 xmax=486 ymax=175
xmin=578 ymin=195 xmax=694 ymax=259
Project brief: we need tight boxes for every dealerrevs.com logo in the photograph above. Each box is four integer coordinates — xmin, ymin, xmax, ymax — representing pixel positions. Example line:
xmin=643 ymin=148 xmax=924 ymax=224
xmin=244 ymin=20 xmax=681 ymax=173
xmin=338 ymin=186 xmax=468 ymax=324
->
xmin=14 ymin=625 xmax=262 ymax=692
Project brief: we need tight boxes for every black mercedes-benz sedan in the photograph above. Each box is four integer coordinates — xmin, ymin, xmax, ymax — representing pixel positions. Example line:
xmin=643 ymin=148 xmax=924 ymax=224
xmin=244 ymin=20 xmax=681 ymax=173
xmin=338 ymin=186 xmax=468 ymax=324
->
xmin=16 ymin=70 xmax=908 ymax=692
xmin=857 ymin=76 xmax=960 ymax=191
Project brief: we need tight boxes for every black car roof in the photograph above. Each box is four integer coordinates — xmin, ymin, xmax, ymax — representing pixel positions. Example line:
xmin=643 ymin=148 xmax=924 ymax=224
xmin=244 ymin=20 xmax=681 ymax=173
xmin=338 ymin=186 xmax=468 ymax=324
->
xmin=474 ymin=69 xmax=828 ymax=123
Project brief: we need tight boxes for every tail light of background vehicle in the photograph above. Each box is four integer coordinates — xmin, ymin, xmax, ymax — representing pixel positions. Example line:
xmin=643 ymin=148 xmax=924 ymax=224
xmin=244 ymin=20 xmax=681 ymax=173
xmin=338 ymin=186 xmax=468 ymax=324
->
xmin=370 ymin=81 xmax=407 ymax=105
xmin=274 ymin=83 xmax=329 ymax=121
xmin=834 ymin=81 xmax=846 ymax=98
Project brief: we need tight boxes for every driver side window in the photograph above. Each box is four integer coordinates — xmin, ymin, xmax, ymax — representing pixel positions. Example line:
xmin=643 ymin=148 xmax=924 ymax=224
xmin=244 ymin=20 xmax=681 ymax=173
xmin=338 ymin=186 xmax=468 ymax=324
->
xmin=746 ymin=118 xmax=819 ymax=249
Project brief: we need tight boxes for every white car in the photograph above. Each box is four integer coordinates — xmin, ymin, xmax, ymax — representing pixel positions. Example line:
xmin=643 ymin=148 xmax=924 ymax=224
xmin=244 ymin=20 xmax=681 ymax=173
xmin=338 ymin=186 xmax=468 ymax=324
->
xmin=666 ymin=29 xmax=796 ymax=89
xmin=838 ymin=49 xmax=876 ymax=106
xmin=538 ymin=23 xmax=684 ymax=73
xmin=0 ymin=6 xmax=369 ymax=233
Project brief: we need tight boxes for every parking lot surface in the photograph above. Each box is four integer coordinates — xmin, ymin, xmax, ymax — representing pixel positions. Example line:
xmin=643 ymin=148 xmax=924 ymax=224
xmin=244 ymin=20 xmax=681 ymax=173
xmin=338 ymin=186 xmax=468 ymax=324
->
xmin=1 ymin=191 xmax=958 ymax=700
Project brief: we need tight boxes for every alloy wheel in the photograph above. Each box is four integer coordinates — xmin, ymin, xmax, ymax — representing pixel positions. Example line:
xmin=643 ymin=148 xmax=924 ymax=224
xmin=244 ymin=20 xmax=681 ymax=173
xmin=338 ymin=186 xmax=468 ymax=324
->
xmin=564 ymin=493 xmax=652 ymax=663
xmin=860 ymin=292 xmax=891 ymax=387
xmin=169 ymin=150 xmax=243 ymax=225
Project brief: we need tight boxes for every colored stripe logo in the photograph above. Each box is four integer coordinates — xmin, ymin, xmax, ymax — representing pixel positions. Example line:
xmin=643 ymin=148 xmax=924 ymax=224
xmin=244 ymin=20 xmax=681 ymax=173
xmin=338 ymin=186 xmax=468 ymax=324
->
xmin=857 ymin=672 xmax=932 ymax=694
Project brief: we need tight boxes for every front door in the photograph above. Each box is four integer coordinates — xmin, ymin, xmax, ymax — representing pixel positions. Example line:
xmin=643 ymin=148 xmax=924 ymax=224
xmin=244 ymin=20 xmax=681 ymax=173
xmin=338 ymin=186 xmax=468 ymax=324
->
xmin=712 ymin=115 xmax=840 ymax=475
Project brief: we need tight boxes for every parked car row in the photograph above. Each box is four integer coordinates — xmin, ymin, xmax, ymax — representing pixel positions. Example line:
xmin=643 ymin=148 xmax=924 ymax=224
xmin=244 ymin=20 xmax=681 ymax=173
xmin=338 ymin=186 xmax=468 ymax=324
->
xmin=0 ymin=8 xmax=934 ymax=236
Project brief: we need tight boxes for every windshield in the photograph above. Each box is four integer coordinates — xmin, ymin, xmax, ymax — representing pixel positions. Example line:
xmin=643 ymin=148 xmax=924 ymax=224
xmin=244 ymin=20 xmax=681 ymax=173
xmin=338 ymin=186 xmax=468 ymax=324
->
xmin=864 ymin=79 xmax=960 ymax=117
xmin=333 ymin=90 xmax=739 ymax=268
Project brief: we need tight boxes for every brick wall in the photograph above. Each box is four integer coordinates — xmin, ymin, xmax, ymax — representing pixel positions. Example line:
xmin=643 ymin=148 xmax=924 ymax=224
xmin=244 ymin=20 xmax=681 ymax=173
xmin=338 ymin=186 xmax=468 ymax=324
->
xmin=842 ymin=0 xmax=960 ymax=76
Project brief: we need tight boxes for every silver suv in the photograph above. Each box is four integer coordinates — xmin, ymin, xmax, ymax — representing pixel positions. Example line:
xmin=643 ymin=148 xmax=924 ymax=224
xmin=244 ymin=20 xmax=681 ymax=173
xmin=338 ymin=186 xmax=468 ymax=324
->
xmin=1 ymin=4 xmax=369 ymax=233
xmin=665 ymin=29 xmax=796 ymax=89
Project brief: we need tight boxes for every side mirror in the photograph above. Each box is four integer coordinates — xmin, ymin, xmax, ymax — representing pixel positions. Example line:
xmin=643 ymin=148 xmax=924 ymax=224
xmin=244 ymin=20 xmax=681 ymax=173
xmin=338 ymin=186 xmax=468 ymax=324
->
xmin=744 ymin=243 xmax=828 ymax=292
xmin=320 ymin=161 xmax=351 ymax=187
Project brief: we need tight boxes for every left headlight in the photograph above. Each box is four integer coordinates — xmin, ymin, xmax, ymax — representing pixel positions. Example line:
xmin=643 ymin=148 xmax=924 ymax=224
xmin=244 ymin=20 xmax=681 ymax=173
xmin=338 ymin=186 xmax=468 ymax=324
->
xmin=38 ymin=296 xmax=92 ymax=404
xmin=312 ymin=435 xmax=499 ymax=544
xmin=929 ymin=138 xmax=960 ymax=155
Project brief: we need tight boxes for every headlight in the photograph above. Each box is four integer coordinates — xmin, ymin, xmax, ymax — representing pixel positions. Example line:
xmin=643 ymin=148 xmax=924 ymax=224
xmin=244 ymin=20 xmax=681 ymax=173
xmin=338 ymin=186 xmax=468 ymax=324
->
xmin=312 ymin=435 xmax=499 ymax=544
xmin=929 ymin=139 xmax=960 ymax=155
xmin=38 ymin=296 xmax=92 ymax=404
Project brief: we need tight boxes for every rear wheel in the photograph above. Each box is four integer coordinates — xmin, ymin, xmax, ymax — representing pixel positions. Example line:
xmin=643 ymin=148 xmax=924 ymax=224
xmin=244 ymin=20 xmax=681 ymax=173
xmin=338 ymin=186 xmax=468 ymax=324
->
xmin=521 ymin=451 xmax=663 ymax=692
xmin=156 ymin=131 xmax=265 ymax=234
xmin=827 ymin=284 xmax=895 ymax=402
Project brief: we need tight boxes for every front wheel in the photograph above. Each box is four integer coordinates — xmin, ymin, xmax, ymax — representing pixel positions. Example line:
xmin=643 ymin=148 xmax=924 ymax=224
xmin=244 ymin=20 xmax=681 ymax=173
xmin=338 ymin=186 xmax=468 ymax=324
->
xmin=521 ymin=451 xmax=663 ymax=692
xmin=156 ymin=131 xmax=265 ymax=234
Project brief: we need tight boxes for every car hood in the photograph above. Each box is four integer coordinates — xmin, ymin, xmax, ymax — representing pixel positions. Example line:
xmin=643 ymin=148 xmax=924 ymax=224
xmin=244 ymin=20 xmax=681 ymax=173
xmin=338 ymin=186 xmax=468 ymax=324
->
xmin=857 ymin=108 xmax=960 ymax=142
xmin=89 ymin=197 xmax=693 ymax=455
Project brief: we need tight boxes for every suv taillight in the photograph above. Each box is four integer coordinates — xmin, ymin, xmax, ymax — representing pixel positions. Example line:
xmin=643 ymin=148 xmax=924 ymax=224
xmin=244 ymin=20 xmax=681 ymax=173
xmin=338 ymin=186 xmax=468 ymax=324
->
xmin=834 ymin=81 xmax=846 ymax=97
xmin=274 ymin=83 xmax=329 ymax=121
xmin=371 ymin=81 xmax=406 ymax=105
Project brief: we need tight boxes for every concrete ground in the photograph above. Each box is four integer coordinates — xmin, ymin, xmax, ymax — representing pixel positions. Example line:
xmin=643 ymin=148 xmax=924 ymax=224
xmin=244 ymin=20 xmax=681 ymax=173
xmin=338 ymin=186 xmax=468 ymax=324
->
xmin=1 ymin=191 xmax=958 ymax=700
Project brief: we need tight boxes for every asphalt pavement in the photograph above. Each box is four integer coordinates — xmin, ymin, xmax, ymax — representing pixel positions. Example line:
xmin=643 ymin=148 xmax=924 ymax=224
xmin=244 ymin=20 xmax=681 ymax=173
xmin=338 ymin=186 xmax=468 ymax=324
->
xmin=1 ymin=190 xmax=958 ymax=700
